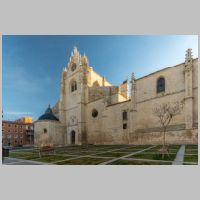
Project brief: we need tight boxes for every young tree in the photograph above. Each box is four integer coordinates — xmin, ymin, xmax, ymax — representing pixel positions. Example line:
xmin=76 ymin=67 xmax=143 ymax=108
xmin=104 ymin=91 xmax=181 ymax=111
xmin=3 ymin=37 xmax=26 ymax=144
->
xmin=153 ymin=101 xmax=183 ymax=159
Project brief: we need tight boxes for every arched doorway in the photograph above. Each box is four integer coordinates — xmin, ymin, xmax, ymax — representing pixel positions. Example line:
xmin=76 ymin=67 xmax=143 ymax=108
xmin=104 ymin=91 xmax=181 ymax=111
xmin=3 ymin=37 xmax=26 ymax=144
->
xmin=71 ymin=130 xmax=76 ymax=144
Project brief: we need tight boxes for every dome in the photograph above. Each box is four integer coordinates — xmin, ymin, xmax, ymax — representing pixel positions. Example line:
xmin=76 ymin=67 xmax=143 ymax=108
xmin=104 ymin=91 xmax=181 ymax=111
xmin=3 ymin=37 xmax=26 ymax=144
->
xmin=38 ymin=105 xmax=59 ymax=121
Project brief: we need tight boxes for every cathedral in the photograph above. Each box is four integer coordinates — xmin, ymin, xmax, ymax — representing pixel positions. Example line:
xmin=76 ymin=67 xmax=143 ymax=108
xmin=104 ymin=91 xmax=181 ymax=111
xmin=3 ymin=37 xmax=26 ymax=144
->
xmin=34 ymin=47 xmax=198 ymax=147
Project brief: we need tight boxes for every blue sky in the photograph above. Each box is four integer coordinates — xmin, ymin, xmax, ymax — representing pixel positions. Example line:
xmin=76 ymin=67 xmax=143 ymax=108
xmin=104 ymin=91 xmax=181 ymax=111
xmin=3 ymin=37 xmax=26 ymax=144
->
xmin=2 ymin=35 xmax=198 ymax=121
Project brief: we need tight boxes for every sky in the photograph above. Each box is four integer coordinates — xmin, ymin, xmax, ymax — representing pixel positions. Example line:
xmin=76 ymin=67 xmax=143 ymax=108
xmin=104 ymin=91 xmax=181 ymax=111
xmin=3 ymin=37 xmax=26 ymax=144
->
xmin=2 ymin=35 xmax=198 ymax=121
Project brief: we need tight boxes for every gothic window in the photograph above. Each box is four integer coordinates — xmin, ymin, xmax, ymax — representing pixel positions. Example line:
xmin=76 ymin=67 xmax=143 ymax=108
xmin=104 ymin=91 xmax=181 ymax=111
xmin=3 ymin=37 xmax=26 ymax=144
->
xmin=122 ymin=110 xmax=128 ymax=120
xmin=123 ymin=123 xmax=127 ymax=129
xmin=92 ymin=109 xmax=98 ymax=118
xmin=157 ymin=77 xmax=165 ymax=93
xmin=43 ymin=128 xmax=47 ymax=134
xmin=71 ymin=63 xmax=77 ymax=72
xmin=71 ymin=80 xmax=77 ymax=92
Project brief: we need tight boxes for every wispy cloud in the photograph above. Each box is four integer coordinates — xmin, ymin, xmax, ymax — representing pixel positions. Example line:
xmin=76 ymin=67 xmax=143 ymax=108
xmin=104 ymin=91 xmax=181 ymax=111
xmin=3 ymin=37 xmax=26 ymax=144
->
xmin=4 ymin=111 xmax=33 ymax=115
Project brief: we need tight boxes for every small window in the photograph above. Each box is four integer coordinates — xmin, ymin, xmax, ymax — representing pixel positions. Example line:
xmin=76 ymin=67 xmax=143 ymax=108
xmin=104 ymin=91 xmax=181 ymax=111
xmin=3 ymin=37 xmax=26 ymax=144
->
xmin=157 ymin=77 xmax=165 ymax=93
xmin=92 ymin=109 xmax=98 ymax=118
xmin=71 ymin=81 xmax=77 ymax=92
xmin=122 ymin=111 xmax=128 ymax=120
xmin=71 ymin=63 xmax=77 ymax=71
xmin=43 ymin=128 xmax=47 ymax=134
xmin=123 ymin=123 xmax=127 ymax=129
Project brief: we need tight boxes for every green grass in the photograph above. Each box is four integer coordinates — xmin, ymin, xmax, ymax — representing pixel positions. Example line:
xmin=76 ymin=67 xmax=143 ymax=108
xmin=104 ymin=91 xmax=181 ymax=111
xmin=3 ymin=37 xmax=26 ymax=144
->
xmin=7 ymin=145 xmax=190 ymax=165
xmin=144 ymin=146 xmax=180 ymax=154
xmin=185 ymin=149 xmax=198 ymax=154
xmin=184 ymin=155 xmax=198 ymax=163
xmin=185 ymin=145 xmax=198 ymax=149
xmin=56 ymin=157 xmax=110 ymax=165
xmin=10 ymin=151 xmax=37 ymax=158
xmin=113 ymin=149 xmax=144 ymax=153
xmin=185 ymin=145 xmax=198 ymax=155
xmin=126 ymin=146 xmax=152 ymax=150
xmin=9 ymin=152 xmax=39 ymax=160
xmin=129 ymin=153 xmax=176 ymax=161
xmin=33 ymin=155 xmax=75 ymax=163
xmin=96 ymin=152 xmax=128 ymax=157
xmin=109 ymin=159 xmax=172 ymax=165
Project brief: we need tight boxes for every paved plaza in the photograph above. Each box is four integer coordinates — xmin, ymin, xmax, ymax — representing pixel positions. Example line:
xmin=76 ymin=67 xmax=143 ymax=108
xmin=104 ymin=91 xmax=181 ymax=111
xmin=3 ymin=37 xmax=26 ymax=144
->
xmin=2 ymin=145 xmax=198 ymax=165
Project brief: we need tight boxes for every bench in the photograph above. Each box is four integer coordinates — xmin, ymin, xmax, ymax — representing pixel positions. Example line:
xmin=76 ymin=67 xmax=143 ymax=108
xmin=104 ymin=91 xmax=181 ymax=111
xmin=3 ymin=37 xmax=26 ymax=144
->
xmin=39 ymin=146 xmax=55 ymax=157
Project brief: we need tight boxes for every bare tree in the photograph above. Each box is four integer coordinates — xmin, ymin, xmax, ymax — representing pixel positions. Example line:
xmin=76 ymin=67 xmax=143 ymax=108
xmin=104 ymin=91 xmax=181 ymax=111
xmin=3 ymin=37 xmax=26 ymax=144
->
xmin=153 ymin=101 xmax=183 ymax=158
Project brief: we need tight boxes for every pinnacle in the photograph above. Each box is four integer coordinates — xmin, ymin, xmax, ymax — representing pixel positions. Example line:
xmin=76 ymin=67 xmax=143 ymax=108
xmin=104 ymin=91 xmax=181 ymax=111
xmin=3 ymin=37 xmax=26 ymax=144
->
xmin=185 ymin=48 xmax=193 ymax=61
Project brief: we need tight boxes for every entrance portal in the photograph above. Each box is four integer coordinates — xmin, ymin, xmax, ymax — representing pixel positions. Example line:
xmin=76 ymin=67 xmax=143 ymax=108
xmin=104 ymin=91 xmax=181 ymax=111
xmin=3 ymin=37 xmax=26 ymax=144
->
xmin=71 ymin=130 xmax=76 ymax=144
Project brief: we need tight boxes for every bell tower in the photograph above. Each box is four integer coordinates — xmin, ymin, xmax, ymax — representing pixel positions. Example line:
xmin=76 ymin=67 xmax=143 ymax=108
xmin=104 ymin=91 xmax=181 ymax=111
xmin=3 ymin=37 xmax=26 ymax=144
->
xmin=59 ymin=47 xmax=89 ymax=145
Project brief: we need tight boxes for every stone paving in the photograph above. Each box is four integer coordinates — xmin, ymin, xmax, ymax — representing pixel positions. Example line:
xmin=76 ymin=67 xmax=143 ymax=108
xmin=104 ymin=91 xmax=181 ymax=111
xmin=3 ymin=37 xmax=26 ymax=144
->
xmin=172 ymin=145 xmax=185 ymax=165
xmin=2 ymin=157 xmax=47 ymax=165
xmin=2 ymin=145 xmax=198 ymax=165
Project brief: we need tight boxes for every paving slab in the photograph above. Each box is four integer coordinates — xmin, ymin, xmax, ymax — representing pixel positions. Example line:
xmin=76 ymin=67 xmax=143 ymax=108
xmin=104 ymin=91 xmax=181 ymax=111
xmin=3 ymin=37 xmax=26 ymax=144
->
xmin=2 ymin=157 xmax=47 ymax=165
xmin=172 ymin=145 xmax=185 ymax=165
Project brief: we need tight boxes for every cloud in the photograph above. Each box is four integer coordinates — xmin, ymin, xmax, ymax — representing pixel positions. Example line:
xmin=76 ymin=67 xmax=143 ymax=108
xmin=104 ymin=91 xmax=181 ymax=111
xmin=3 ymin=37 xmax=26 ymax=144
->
xmin=4 ymin=111 xmax=33 ymax=115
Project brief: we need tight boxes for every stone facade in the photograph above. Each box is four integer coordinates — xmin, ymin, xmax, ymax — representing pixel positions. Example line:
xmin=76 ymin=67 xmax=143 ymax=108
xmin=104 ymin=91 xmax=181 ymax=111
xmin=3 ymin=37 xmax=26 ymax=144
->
xmin=34 ymin=47 xmax=198 ymax=146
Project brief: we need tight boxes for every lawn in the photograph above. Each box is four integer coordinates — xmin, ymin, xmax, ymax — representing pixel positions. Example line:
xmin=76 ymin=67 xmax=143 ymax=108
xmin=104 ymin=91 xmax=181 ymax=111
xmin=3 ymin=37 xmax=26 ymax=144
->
xmin=56 ymin=157 xmax=110 ymax=165
xmin=32 ymin=155 xmax=75 ymax=163
xmin=8 ymin=144 xmax=198 ymax=165
xmin=96 ymin=152 xmax=128 ymax=157
xmin=109 ymin=159 xmax=172 ymax=165
xmin=184 ymin=145 xmax=198 ymax=154
xmin=9 ymin=151 xmax=38 ymax=159
xmin=129 ymin=152 xmax=176 ymax=161
xmin=184 ymin=155 xmax=198 ymax=163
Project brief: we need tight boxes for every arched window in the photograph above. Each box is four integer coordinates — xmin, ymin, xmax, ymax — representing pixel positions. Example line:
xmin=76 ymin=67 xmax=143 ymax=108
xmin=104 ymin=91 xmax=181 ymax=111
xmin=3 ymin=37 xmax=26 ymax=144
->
xmin=157 ymin=77 xmax=165 ymax=93
xmin=43 ymin=128 xmax=47 ymax=134
xmin=92 ymin=109 xmax=98 ymax=118
xmin=71 ymin=80 xmax=77 ymax=92
xmin=122 ymin=110 xmax=128 ymax=120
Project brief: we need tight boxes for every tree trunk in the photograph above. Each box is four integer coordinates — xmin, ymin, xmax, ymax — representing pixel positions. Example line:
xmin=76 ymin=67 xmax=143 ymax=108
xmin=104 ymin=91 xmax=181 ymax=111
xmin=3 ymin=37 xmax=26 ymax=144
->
xmin=162 ymin=127 xmax=166 ymax=159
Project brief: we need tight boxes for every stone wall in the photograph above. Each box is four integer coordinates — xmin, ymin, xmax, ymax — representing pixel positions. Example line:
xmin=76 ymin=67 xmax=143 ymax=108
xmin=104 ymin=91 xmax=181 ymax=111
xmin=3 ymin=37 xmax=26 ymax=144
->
xmin=34 ymin=120 xmax=65 ymax=147
xmin=85 ymin=58 xmax=198 ymax=145
xmin=40 ymin=48 xmax=198 ymax=146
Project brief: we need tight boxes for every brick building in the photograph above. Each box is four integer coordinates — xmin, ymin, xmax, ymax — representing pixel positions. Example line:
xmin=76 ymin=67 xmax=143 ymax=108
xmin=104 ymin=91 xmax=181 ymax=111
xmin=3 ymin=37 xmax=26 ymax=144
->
xmin=2 ymin=119 xmax=34 ymax=147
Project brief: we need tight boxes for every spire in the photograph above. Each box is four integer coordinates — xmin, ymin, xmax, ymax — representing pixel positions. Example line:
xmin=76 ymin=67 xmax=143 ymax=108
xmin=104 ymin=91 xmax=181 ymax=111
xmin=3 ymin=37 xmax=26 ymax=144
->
xmin=73 ymin=46 xmax=79 ymax=56
xmin=185 ymin=48 xmax=193 ymax=72
xmin=81 ymin=53 xmax=89 ymax=65
xmin=185 ymin=48 xmax=193 ymax=62
xmin=131 ymin=72 xmax=135 ymax=81
xmin=45 ymin=104 xmax=52 ymax=114
xmin=131 ymin=72 xmax=136 ymax=91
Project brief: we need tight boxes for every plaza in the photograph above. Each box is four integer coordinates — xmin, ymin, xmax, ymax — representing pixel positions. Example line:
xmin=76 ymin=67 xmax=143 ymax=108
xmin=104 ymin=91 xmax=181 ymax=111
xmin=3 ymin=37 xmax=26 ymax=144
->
xmin=3 ymin=144 xmax=198 ymax=165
